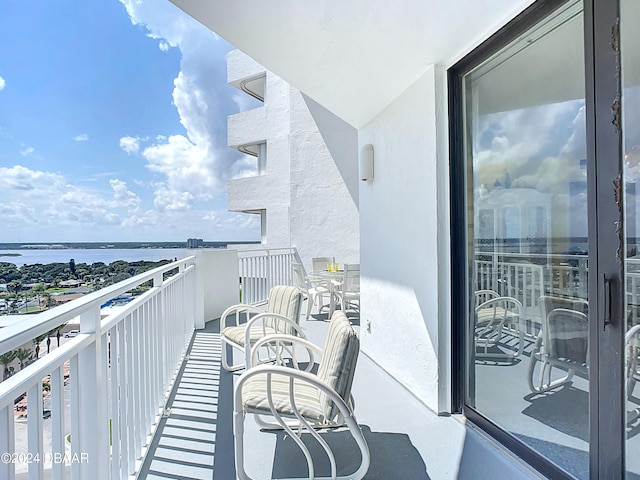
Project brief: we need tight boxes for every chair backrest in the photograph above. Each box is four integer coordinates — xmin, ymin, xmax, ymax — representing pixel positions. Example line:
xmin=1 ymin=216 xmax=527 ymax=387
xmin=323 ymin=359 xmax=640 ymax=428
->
xmin=342 ymin=264 xmax=360 ymax=293
xmin=312 ymin=257 xmax=335 ymax=272
xmin=291 ymin=263 xmax=310 ymax=293
xmin=546 ymin=308 xmax=588 ymax=364
xmin=317 ymin=311 xmax=360 ymax=420
xmin=539 ymin=296 xmax=589 ymax=365
xmin=475 ymin=289 xmax=499 ymax=307
xmin=266 ymin=285 xmax=303 ymax=334
xmin=540 ymin=295 xmax=589 ymax=317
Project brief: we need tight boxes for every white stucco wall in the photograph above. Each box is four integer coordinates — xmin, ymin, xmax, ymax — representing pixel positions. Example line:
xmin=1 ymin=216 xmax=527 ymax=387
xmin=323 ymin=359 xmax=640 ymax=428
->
xmin=289 ymin=90 xmax=360 ymax=271
xmin=227 ymin=60 xmax=292 ymax=249
xmin=358 ymin=65 xmax=450 ymax=412
xmin=227 ymin=51 xmax=359 ymax=268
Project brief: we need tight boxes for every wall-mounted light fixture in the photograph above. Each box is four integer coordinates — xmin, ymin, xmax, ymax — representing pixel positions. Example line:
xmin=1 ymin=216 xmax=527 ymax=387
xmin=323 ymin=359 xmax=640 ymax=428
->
xmin=360 ymin=144 xmax=374 ymax=182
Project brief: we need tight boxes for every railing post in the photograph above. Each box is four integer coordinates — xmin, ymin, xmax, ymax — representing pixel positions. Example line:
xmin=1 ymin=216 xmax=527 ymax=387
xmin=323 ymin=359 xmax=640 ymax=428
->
xmin=27 ymin=381 xmax=44 ymax=480
xmin=78 ymin=305 xmax=107 ymax=479
xmin=193 ymin=251 xmax=206 ymax=330
xmin=266 ymin=250 xmax=272 ymax=293
xmin=0 ymin=406 xmax=14 ymax=480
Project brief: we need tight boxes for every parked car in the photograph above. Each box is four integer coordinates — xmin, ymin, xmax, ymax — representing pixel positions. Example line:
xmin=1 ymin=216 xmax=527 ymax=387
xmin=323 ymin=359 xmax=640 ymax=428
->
xmin=64 ymin=330 xmax=79 ymax=338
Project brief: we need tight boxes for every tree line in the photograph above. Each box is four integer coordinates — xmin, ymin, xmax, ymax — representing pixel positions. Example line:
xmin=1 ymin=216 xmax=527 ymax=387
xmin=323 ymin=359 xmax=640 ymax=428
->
xmin=0 ymin=258 xmax=175 ymax=381
xmin=0 ymin=258 xmax=173 ymax=291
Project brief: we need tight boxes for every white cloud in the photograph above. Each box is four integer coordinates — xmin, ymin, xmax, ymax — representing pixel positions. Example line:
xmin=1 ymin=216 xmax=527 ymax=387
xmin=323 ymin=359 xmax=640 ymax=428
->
xmin=0 ymin=162 xmax=260 ymax=242
xmin=0 ymin=165 xmax=140 ymax=234
xmin=20 ymin=147 xmax=34 ymax=156
xmin=142 ymin=134 xmax=216 ymax=196
xmin=119 ymin=136 xmax=140 ymax=154
xmin=109 ymin=179 xmax=142 ymax=209
xmin=153 ymin=186 xmax=194 ymax=212
xmin=118 ymin=0 xmax=257 ymax=224
xmin=0 ymin=76 xmax=5 ymax=91
xmin=0 ymin=1 xmax=263 ymax=242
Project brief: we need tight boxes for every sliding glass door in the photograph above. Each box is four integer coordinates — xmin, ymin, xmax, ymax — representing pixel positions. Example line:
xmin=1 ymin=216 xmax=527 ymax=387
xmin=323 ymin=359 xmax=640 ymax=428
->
xmin=462 ymin=3 xmax=589 ymax=477
xmin=623 ymin=0 xmax=640 ymax=476
xmin=451 ymin=0 xmax=628 ymax=477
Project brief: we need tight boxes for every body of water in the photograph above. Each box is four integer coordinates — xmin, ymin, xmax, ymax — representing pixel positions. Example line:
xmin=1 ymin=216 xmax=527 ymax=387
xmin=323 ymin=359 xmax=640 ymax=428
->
xmin=0 ymin=248 xmax=190 ymax=267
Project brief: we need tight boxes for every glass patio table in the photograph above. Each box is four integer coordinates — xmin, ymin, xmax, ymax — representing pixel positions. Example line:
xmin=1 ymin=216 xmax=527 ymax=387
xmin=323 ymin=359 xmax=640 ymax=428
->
xmin=308 ymin=269 xmax=344 ymax=317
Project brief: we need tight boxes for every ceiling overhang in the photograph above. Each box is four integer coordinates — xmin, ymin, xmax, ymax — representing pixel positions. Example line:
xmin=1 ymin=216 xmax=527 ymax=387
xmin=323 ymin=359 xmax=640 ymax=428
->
xmin=170 ymin=0 xmax=535 ymax=128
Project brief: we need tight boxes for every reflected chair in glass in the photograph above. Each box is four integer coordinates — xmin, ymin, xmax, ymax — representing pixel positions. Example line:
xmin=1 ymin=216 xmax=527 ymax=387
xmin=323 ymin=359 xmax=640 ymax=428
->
xmin=527 ymin=295 xmax=589 ymax=394
xmin=221 ymin=285 xmax=304 ymax=372
xmin=475 ymin=292 xmax=524 ymax=359
xmin=337 ymin=263 xmax=360 ymax=315
xmin=625 ymin=324 xmax=640 ymax=424
xmin=292 ymin=262 xmax=330 ymax=320
xmin=234 ymin=311 xmax=370 ymax=480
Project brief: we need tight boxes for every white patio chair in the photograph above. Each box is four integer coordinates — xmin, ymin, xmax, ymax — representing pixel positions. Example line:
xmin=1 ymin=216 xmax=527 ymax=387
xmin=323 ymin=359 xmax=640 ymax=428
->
xmin=234 ymin=311 xmax=370 ymax=480
xmin=527 ymin=295 xmax=589 ymax=393
xmin=336 ymin=263 xmax=360 ymax=314
xmin=221 ymin=285 xmax=304 ymax=372
xmin=292 ymin=262 xmax=330 ymax=320
xmin=475 ymin=293 xmax=523 ymax=359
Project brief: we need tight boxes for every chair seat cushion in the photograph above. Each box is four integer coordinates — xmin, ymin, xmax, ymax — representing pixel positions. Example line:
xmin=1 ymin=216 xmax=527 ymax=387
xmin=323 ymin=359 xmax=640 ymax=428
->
xmin=223 ymin=326 xmax=278 ymax=347
xmin=241 ymin=373 xmax=325 ymax=421
xmin=476 ymin=307 xmax=518 ymax=325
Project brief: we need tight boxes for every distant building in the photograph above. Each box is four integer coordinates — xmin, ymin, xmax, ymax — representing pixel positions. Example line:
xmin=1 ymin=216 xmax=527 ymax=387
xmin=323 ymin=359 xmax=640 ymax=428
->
xmin=187 ymin=238 xmax=204 ymax=249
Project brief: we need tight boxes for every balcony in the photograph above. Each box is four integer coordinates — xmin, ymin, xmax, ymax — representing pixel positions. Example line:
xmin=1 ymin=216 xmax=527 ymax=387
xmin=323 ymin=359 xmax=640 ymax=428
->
xmin=0 ymin=248 xmax=541 ymax=480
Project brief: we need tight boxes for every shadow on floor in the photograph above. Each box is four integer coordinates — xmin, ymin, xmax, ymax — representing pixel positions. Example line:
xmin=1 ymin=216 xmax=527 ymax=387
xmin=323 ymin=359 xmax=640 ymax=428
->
xmin=513 ymin=433 xmax=588 ymax=480
xmin=308 ymin=311 xmax=360 ymax=326
xmin=138 ymin=319 xmax=236 ymax=480
xmin=522 ymin=385 xmax=589 ymax=442
xmin=268 ymin=424 xmax=429 ymax=479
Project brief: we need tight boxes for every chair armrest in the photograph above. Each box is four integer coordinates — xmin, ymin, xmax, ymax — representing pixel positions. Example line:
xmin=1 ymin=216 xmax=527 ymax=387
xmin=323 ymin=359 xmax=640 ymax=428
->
xmin=243 ymin=313 xmax=306 ymax=364
xmin=249 ymin=334 xmax=322 ymax=370
xmin=220 ymin=303 xmax=265 ymax=328
xmin=476 ymin=296 xmax=522 ymax=311
xmin=244 ymin=312 xmax=305 ymax=337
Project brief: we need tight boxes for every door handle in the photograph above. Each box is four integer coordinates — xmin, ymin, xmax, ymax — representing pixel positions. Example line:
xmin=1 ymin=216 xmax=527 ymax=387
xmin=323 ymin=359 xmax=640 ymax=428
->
xmin=603 ymin=274 xmax=612 ymax=331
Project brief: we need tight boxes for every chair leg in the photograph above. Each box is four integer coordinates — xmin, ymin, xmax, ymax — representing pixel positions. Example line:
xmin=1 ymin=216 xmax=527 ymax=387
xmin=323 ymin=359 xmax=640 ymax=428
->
xmin=221 ymin=336 xmax=245 ymax=372
xmin=234 ymin=409 xmax=253 ymax=480
xmin=527 ymin=347 xmax=575 ymax=394
xmin=306 ymin=293 xmax=312 ymax=320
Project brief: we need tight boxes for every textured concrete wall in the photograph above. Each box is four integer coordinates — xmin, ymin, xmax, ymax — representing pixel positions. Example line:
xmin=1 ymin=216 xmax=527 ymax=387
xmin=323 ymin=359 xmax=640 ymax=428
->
xmin=227 ymin=51 xmax=359 ymax=270
xmin=289 ymin=89 xmax=359 ymax=272
xmin=358 ymin=65 xmax=450 ymax=412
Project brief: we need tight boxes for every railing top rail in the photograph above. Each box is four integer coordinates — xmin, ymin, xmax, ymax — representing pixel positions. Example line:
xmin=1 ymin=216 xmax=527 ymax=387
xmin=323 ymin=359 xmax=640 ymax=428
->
xmin=0 ymin=333 xmax=93 ymax=410
xmin=0 ymin=255 xmax=196 ymax=356
xmin=236 ymin=247 xmax=297 ymax=256
xmin=475 ymin=252 xmax=589 ymax=260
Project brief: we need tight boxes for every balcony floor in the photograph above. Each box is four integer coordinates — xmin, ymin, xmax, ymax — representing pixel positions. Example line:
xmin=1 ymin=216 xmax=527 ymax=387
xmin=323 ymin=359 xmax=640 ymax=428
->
xmin=138 ymin=308 xmax=543 ymax=480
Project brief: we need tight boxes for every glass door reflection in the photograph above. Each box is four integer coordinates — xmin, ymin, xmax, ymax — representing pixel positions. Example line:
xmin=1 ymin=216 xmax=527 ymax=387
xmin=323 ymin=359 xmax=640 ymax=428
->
xmin=622 ymin=0 xmax=640 ymax=476
xmin=464 ymin=2 xmax=590 ymax=478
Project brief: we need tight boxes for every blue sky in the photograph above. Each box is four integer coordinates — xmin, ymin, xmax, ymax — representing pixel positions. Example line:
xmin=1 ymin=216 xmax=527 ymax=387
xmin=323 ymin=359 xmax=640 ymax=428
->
xmin=0 ymin=0 xmax=261 ymax=243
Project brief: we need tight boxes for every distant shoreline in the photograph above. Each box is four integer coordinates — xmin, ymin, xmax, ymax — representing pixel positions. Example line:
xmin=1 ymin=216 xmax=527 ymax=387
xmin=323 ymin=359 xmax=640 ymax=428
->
xmin=0 ymin=241 xmax=259 ymax=251
xmin=0 ymin=253 xmax=21 ymax=257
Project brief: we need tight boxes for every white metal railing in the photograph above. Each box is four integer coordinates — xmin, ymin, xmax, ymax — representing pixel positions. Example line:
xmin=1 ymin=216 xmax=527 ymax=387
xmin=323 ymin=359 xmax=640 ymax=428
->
xmin=474 ymin=253 xmax=640 ymax=329
xmin=0 ymin=256 xmax=197 ymax=480
xmin=237 ymin=248 xmax=297 ymax=304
